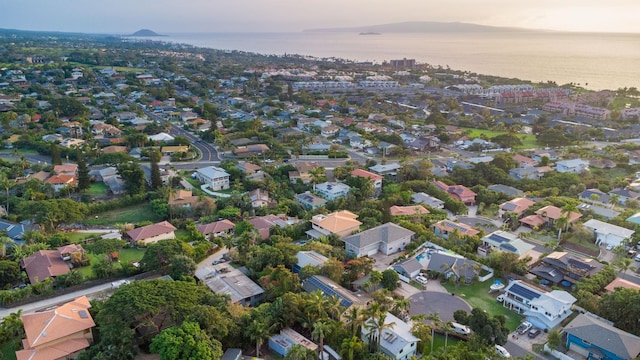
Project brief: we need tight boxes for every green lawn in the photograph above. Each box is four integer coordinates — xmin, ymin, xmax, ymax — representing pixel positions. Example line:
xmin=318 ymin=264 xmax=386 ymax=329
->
xmin=462 ymin=128 xmax=539 ymax=149
xmin=66 ymin=232 xmax=101 ymax=244
xmin=430 ymin=333 xmax=461 ymax=353
xmin=87 ymin=182 xmax=108 ymax=196
xmin=83 ymin=203 xmax=161 ymax=226
xmin=78 ymin=248 xmax=146 ymax=279
xmin=442 ymin=280 xmax=523 ymax=331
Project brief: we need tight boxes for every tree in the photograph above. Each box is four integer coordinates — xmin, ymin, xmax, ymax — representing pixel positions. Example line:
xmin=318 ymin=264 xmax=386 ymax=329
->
xmin=150 ymin=321 xmax=223 ymax=360
xmin=312 ymin=321 xmax=331 ymax=359
xmin=615 ymin=257 xmax=636 ymax=279
xmin=0 ymin=175 xmax=15 ymax=219
xmin=426 ymin=313 xmax=441 ymax=354
xmin=150 ymin=150 xmax=163 ymax=190
xmin=168 ymin=254 xmax=197 ymax=280
xmin=340 ymin=336 xmax=364 ymax=360
xmin=547 ymin=329 xmax=561 ymax=349
xmin=50 ymin=143 xmax=62 ymax=165
xmin=245 ymin=318 xmax=272 ymax=357
xmin=76 ymin=150 xmax=91 ymax=192
xmin=116 ymin=161 xmax=146 ymax=195
xmin=381 ymin=269 xmax=399 ymax=290
xmin=0 ymin=260 xmax=21 ymax=287
xmin=364 ymin=311 xmax=394 ymax=354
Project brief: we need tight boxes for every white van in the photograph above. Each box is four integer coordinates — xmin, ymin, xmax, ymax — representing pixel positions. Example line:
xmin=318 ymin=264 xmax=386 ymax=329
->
xmin=450 ymin=322 xmax=471 ymax=335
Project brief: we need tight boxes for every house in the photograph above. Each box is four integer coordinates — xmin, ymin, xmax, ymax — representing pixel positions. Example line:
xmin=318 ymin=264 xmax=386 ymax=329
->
xmin=195 ymin=263 xmax=264 ymax=306
xmin=509 ymin=167 xmax=546 ymax=180
xmin=529 ymin=251 xmax=604 ymax=286
xmin=478 ymin=231 xmax=534 ymax=258
xmin=350 ymin=168 xmax=383 ymax=195
xmin=579 ymin=188 xmax=610 ymax=205
xmin=411 ymin=192 xmax=445 ymax=209
xmin=426 ymin=252 xmax=482 ymax=282
xmin=289 ymin=161 xmax=321 ymax=184
xmin=233 ymin=144 xmax=270 ymax=157
xmin=369 ymin=163 xmax=401 ymax=177
xmin=392 ymin=257 xmax=423 ymax=279
xmin=249 ymin=215 xmax=299 ymax=240
xmin=531 ymin=149 xmax=558 ymax=162
xmin=248 ymin=189 xmax=274 ymax=208
xmin=432 ymin=220 xmax=480 ymax=240
xmin=577 ymin=203 xmax=620 ymax=220
xmin=168 ymin=189 xmax=200 ymax=208
xmin=608 ymin=188 xmax=640 ymax=206
xmin=221 ymin=348 xmax=243 ymax=360
xmin=161 ymin=145 xmax=189 ymax=155
xmin=294 ymin=191 xmax=327 ymax=210
xmin=307 ymin=211 xmax=361 ymax=239
xmin=513 ymin=154 xmax=538 ymax=168
xmin=195 ymin=166 xmax=230 ymax=191
xmin=53 ymin=163 xmax=78 ymax=175
xmin=519 ymin=205 xmax=582 ymax=229
xmin=15 ymin=296 xmax=95 ymax=360
xmin=268 ymin=328 xmax=318 ymax=358
xmin=197 ymin=219 xmax=235 ymax=239
xmin=389 ymin=205 xmax=430 ymax=217
xmin=294 ymin=251 xmax=328 ymax=274
xmin=563 ymin=314 xmax=640 ymax=360
xmin=20 ymin=250 xmax=70 ymax=284
xmin=499 ymin=197 xmax=536 ymax=218
xmin=342 ymin=222 xmax=415 ymax=257
xmin=103 ymin=175 xmax=126 ymax=195
xmin=315 ymin=181 xmax=350 ymax=200
xmin=488 ymin=184 xmax=524 ymax=197
xmin=45 ymin=174 xmax=78 ymax=192
xmin=148 ymin=132 xmax=175 ymax=142
xmin=432 ymin=181 xmax=476 ymax=204
xmin=125 ymin=221 xmax=177 ymax=245
xmin=302 ymin=275 xmax=371 ymax=309
xmin=0 ymin=219 xmax=37 ymax=241
xmin=604 ymin=278 xmax=640 ymax=292
xmin=555 ymin=159 xmax=590 ymax=174
xmin=500 ymin=280 xmax=576 ymax=331
xmin=582 ymin=219 xmax=634 ymax=248
xmin=361 ymin=312 xmax=419 ymax=360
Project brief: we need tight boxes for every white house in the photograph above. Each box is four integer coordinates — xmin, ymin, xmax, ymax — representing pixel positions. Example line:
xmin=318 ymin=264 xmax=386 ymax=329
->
xmin=315 ymin=181 xmax=350 ymax=200
xmin=342 ymin=222 xmax=415 ymax=257
xmin=555 ymin=159 xmax=589 ymax=174
xmin=195 ymin=166 xmax=230 ymax=191
xmin=148 ymin=132 xmax=175 ymax=142
xmin=582 ymin=219 xmax=635 ymax=248
xmin=294 ymin=251 xmax=328 ymax=274
xmin=501 ymin=280 xmax=576 ymax=331
xmin=362 ymin=312 xmax=419 ymax=360
xmin=411 ymin=192 xmax=445 ymax=209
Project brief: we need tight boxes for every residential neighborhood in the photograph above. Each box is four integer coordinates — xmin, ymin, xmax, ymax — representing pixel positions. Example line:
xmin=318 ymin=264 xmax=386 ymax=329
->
xmin=1 ymin=29 xmax=640 ymax=360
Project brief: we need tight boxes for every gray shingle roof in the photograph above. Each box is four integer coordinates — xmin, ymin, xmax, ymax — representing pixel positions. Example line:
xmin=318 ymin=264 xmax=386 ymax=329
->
xmin=564 ymin=314 xmax=640 ymax=359
xmin=342 ymin=222 xmax=414 ymax=249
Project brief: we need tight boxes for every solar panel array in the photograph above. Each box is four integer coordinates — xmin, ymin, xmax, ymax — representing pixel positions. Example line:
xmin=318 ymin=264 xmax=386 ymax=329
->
xmin=509 ymin=283 xmax=541 ymax=300
xmin=568 ymin=258 xmax=591 ymax=271
xmin=489 ymin=233 xmax=510 ymax=244
xmin=444 ymin=221 xmax=470 ymax=232
xmin=307 ymin=276 xmax=353 ymax=308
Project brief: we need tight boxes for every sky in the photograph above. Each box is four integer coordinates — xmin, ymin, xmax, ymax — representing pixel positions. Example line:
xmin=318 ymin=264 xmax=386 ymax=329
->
xmin=2 ymin=0 xmax=639 ymax=34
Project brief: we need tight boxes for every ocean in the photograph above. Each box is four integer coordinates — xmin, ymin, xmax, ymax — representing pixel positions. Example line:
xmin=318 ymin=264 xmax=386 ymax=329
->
xmin=146 ymin=31 xmax=640 ymax=91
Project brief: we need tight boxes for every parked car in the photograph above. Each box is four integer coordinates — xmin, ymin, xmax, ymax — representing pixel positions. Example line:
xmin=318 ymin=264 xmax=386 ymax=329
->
xmin=451 ymin=322 xmax=471 ymax=335
xmin=496 ymin=294 xmax=505 ymax=302
xmin=495 ymin=344 xmax=511 ymax=358
xmin=528 ymin=328 xmax=541 ymax=338
xmin=605 ymin=243 xmax=614 ymax=251
xmin=635 ymin=254 xmax=640 ymax=262
xmin=516 ymin=321 xmax=533 ymax=335
xmin=415 ymin=275 xmax=429 ymax=285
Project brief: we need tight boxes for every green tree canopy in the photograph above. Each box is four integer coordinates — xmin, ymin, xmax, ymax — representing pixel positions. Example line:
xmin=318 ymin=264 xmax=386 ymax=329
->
xmin=150 ymin=321 xmax=223 ymax=360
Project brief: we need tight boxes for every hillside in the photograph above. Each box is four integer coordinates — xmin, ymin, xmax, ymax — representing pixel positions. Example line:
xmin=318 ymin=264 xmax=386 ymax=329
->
xmin=129 ymin=29 xmax=165 ymax=37
xmin=304 ymin=21 xmax=533 ymax=33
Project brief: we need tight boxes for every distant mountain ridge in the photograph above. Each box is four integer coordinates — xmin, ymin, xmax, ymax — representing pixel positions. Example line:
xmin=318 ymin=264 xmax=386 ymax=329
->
xmin=304 ymin=21 xmax=535 ymax=33
xmin=130 ymin=29 xmax=165 ymax=37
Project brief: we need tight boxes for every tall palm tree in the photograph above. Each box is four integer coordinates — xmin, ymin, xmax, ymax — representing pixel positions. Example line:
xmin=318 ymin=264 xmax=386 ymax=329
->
xmin=561 ymin=203 xmax=578 ymax=232
xmin=442 ymin=321 xmax=453 ymax=349
xmin=344 ymin=306 xmax=364 ymax=337
xmin=340 ymin=336 xmax=363 ymax=360
xmin=609 ymin=194 xmax=620 ymax=209
xmin=426 ymin=312 xmax=441 ymax=355
xmin=615 ymin=257 xmax=636 ymax=279
xmin=365 ymin=312 xmax=395 ymax=355
xmin=0 ymin=175 xmax=14 ymax=218
xmin=245 ymin=319 xmax=272 ymax=357
xmin=312 ymin=321 xmax=331 ymax=359
xmin=304 ymin=290 xmax=330 ymax=323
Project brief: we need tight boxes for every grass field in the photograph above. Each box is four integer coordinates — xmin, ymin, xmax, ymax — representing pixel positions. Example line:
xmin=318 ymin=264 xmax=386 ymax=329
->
xmin=83 ymin=203 xmax=161 ymax=226
xmin=78 ymin=248 xmax=146 ymax=279
xmin=87 ymin=182 xmax=108 ymax=196
xmin=66 ymin=232 xmax=101 ymax=244
xmin=462 ymin=128 xmax=539 ymax=149
xmin=442 ymin=280 xmax=523 ymax=331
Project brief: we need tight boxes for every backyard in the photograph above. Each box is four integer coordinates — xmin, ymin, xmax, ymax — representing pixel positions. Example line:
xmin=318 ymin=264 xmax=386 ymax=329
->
xmin=83 ymin=203 xmax=161 ymax=226
xmin=77 ymin=248 xmax=146 ymax=279
xmin=86 ymin=182 xmax=108 ymax=196
xmin=462 ymin=128 xmax=538 ymax=149
xmin=442 ymin=279 xmax=523 ymax=330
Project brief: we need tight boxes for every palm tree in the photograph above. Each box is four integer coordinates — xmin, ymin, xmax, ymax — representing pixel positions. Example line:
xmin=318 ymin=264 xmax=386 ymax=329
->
xmin=609 ymin=194 xmax=620 ymax=209
xmin=426 ymin=313 xmax=441 ymax=355
xmin=304 ymin=290 xmax=330 ymax=323
xmin=0 ymin=236 xmax=14 ymax=258
xmin=285 ymin=344 xmax=316 ymax=360
xmin=561 ymin=203 xmax=577 ymax=232
xmin=0 ymin=175 xmax=15 ymax=218
xmin=555 ymin=216 xmax=568 ymax=242
xmin=340 ymin=336 xmax=363 ymax=360
xmin=365 ymin=312 xmax=395 ymax=355
xmin=442 ymin=321 xmax=453 ymax=349
xmin=392 ymin=298 xmax=410 ymax=320
xmin=245 ymin=319 xmax=272 ymax=357
xmin=312 ymin=321 xmax=331 ymax=359
xmin=344 ymin=306 xmax=365 ymax=337
xmin=615 ymin=257 xmax=636 ymax=279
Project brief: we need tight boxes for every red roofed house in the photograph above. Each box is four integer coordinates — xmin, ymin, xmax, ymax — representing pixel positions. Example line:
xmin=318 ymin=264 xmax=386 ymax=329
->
xmin=197 ymin=219 xmax=235 ymax=239
xmin=519 ymin=205 xmax=582 ymax=229
xmin=350 ymin=168 xmax=383 ymax=194
xmin=45 ymin=174 xmax=78 ymax=192
xmin=432 ymin=220 xmax=480 ymax=239
xmin=432 ymin=181 xmax=476 ymax=204
xmin=125 ymin=221 xmax=177 ymax=245
xmin=499 ymin=197 xmax=536 ymax=218
xmin=53 ymin=163 xmax=78 ymax=175
xmin=20 ymin=250 xmax=70 ymax=284
xmin=16 ymin=296 xmax=95 ymax=360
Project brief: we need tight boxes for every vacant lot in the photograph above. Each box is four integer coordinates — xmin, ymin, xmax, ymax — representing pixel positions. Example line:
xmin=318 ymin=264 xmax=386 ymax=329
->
xmin=83 ymin=203 xmax=161 ymax=226
xmin=77 ymin=248 xmax=146 ymax=279
xmin=87 ymin=182 xmax=108 ymax=196
xmin=462 ymin=128 xmax=538 ymax=149
xmin=442 ymin=279 xmax=523 ymax=330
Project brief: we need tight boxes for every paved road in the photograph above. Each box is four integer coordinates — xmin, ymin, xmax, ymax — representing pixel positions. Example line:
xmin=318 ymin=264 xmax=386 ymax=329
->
xmin=408 ymin=291 xmax=471 ymax=323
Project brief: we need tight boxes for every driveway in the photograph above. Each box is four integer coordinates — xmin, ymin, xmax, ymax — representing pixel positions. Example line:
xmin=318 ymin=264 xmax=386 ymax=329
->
xmin=408 ymin=291 xmax=472 ymax=322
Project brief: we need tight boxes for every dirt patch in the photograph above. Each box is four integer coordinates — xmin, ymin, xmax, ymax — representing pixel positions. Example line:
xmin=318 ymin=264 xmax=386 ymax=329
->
xmin=562 ymin=242 xmax=599 ymax=257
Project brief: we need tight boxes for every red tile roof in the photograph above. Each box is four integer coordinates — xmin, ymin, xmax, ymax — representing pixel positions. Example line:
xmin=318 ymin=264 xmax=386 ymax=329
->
xmin=351 ymin=168 xmax=383 ymax=181
xmin=20 ymin=250 xmax=70 ymax=284
xmin=197 ymin=219 xmax=235 ymax=235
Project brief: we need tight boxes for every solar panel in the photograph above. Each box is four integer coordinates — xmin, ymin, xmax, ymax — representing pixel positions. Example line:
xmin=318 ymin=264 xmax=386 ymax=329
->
xmin=489 ymin=234 xmax=509 ymax=244
xmin=509 ymin=283 xmax=541 ymax=300
xmin=307 ymin=277 xmax=353 ymax=308
xmin=503 ymin=203 xmax=518 ymax=211
xmin=78 ymin=310 xmax=89 ymax=319
xmin=568 ymin=258 xmax=591 ymax=270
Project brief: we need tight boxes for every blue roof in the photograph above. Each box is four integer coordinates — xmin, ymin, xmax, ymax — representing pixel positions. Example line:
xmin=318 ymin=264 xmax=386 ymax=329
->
xmin=488 ymin=233 xmax=511 ymax=244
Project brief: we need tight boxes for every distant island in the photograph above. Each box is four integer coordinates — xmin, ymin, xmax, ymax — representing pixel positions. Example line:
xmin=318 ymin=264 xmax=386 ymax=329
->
xmin=305 ymin=21 xmax=534 ymax=34
xmin=129 ymin=29 xmax=166 ymax=37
